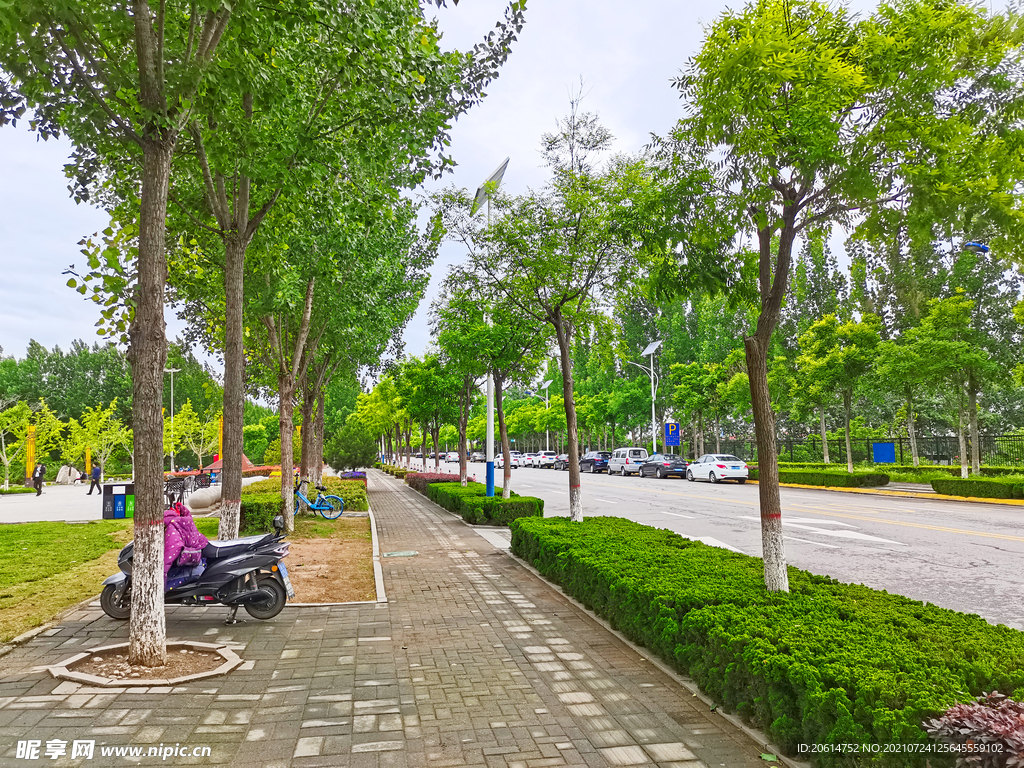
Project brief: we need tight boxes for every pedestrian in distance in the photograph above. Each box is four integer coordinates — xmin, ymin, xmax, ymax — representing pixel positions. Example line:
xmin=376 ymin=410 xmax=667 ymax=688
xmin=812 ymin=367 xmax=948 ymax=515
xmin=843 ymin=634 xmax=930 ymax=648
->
xmin=32 ymin=463 xmax=46 ymax=496
xmin=87 ymin=464 xmax=102 ymax=495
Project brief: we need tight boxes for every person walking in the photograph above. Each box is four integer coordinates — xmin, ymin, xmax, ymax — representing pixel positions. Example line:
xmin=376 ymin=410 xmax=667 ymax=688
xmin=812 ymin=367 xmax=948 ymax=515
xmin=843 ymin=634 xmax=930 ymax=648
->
xmin=32 ymin=463 xmax=46 ymax=496
xmin=87 ymin=464 xmax=102 ymax=495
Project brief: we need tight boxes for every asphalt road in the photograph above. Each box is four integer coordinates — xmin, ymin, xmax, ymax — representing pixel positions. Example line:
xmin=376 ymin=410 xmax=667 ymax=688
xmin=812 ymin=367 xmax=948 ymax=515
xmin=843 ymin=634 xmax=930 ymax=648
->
xmin=415 ymin=459 xmax=1024 ymax=630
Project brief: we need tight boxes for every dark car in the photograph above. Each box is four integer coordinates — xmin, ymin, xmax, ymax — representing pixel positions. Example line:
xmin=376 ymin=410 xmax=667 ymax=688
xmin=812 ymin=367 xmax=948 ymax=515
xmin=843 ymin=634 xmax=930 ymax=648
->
xmin=579 ymin=451 xmax=612 ymax=473
xmin=639 ymin=453 xmax=689 ymax=479
xmin=553 ymin=453 xmax=570 ymax=470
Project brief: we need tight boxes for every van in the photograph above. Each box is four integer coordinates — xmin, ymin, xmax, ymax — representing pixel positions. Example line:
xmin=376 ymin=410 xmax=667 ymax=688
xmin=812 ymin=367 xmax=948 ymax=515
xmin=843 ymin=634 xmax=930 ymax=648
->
xmin=608 ymin=447 xmax=649 ymax=476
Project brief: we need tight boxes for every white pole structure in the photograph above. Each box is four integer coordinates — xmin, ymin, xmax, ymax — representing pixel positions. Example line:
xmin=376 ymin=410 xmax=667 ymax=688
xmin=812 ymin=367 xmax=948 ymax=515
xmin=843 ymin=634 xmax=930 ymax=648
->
xmin=164 ymin=367 xmax=180 ymax=473
xmin=472 ymin=158 xmax=510 ymax=498
xmin=541 ymin=379 xmax=552 ymax=452
xmin=628 ymin=341 xmax=662 ymax=455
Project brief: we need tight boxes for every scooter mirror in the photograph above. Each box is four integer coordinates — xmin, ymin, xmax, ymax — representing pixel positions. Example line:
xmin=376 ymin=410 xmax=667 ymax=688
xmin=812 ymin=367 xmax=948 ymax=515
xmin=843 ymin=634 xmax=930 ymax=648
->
xmin=273 ymin=515 xmax=285 ymax=532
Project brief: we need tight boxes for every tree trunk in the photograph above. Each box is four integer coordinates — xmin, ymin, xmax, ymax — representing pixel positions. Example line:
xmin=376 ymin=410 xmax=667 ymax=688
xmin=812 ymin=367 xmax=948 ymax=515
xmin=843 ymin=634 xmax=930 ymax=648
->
xmin=218 ymin=235 xmax=246 ymax=541
xmin=496 ymin=377 xmax=512 ymax=499
xmin=745 ymin=335 xmax=788 ymax=592
xmin=715 ymin=413 xmax=721 ymax=454
xmin=128 ymin=137 xmax=174 ymax=668
xmin=697 ymin=412 xmax=705 ymax=457
xmin=691 ymin=418 xmax=698 ymax=460
xmin=553 ymin=311 xmax=582 ymax=521
xmin=906 ymin=389 xmax=919 ymax=467
xmin=299 ymin=385 xmax=315 ymax=481
xmin=843 ymin=389 xmax=854 ymax=474
xmin=958 ymin=397 xmax=969 ymax=479
xmin=820 ymin=407 xmax=830 ymax=464
xmin=311 ymin=394 xmax=324 ymax=482
xmin=968 ymin=372 xmax=980 ymax=474
xmin=458 ymin=377 xmax=471 ymax=487
xmin=422 ymin=421 xmax=428 ymax=474
xmin=279 ymin=375 xmax=296 ymax=533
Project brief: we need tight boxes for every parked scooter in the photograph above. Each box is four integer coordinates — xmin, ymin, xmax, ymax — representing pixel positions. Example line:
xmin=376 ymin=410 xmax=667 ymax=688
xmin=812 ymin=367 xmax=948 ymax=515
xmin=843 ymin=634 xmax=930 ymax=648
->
xmin=100 ymin=515 xmax=294 ymax=623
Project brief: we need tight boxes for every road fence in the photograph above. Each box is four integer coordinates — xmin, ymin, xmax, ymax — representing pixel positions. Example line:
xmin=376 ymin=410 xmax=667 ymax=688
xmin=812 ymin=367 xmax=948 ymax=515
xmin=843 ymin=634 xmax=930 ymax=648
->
xmin=712 ymin=433 xmax=1024 ymax=466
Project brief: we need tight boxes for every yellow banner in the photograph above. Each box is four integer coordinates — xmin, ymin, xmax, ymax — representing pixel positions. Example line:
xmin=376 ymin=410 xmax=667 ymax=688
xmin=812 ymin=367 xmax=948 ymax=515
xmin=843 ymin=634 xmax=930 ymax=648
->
xmin=218 ymin=416 xmax=223 ymax=458
xmin=25 ymin=425 xmax=36 ymax=480
xmin=86 ymin=446 xmax=92 ymax=475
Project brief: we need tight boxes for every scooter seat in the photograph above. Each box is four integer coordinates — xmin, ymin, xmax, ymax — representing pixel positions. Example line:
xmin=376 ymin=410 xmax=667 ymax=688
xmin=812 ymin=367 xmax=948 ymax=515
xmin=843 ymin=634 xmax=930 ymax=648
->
xmin=202 ymin=534 xmax=269 ymax=560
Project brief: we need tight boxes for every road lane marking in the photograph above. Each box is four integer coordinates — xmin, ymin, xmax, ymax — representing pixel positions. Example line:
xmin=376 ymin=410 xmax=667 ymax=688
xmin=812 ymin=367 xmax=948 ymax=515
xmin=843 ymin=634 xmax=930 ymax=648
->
xmin=594 ymin=498 xmax=617 ymax=504
xmin=659 ymin=512 xmax=696 ymax=520
xmin=781 ymin=517 xmax=856 ymax=527
xmin=778 ymin=508 xmax=1024 ymax=544
xmin=785 ymin=536 xmax=840 ymax=549
xmin=740 ymin=516 xmax=906 ymax=546
xmin=582 ymin=481 xmax=758 ymax=505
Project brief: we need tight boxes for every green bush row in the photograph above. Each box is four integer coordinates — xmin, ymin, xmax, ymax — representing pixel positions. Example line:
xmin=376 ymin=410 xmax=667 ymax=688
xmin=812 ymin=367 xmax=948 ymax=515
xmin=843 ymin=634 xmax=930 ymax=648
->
xmin=0 ymin=486 xmax=36 ymax=495
xmin=749 ymin=468 xmax=890 ymax=487
xmin=244 ymin=477 xmax=368 ymax=511
xmin=509 ymin=515 xmax=1024 ymax=766
xmin=238 ymin=492 xmax=283 ymax=535
xmin=757 ymin=461 xmax=1024 ymax=479
xmin=421 ymin=481 xmax=544 ymax=526
xmin=931 ymin=476 xmax=1024 ymax=499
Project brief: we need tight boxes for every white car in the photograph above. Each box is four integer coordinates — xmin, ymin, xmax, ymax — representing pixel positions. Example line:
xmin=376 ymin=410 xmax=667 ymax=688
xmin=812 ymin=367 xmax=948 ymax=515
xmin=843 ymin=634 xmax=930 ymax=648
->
xmin=534 ymin=450 xmax=557 ymax=468
xmin=608 ymin=447 xmax=649 ymax=476
xmin=687 ymin=454 xmax=749 ymax=484
xmin=494 ymin=453 xmax=520 ymax=469
xmin=522 ymin=453 xmax=538 ymax=467
xmin=445 ymin=451 xmax=460 ymax=463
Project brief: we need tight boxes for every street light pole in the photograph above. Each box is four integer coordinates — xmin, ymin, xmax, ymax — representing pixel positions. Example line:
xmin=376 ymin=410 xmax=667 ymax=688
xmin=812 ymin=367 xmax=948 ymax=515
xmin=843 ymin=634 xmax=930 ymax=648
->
xmin=472 ymin=158 xmax=510 ymax=498
xmin=627 ymin=341 xmax=662 ymax=455
xmin=164 ymin=367 xmax=181 ymax=473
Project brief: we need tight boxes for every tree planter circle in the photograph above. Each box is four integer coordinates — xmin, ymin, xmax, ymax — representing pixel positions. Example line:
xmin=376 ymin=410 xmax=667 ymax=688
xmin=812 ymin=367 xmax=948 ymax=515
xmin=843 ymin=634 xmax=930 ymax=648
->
xmin=48 ymin=642 xmax=242 ymax=687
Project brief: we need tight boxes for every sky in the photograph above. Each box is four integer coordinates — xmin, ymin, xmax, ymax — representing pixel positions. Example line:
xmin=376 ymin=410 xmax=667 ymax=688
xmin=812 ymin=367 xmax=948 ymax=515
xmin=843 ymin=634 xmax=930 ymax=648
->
xmin=0 ymin=0 xmax=881 ymax=367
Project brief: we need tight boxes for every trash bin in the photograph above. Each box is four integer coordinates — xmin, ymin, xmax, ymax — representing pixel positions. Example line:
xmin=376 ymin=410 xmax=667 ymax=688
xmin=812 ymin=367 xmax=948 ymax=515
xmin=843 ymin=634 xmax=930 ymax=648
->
xmin=102 ymin=484 xmax=135 ymax=519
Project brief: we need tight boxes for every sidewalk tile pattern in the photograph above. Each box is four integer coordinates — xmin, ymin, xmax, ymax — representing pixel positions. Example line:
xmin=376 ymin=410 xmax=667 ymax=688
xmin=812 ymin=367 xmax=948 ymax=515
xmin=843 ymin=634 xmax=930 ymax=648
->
xmin=0 ymin=471 xmax=768 ymax=767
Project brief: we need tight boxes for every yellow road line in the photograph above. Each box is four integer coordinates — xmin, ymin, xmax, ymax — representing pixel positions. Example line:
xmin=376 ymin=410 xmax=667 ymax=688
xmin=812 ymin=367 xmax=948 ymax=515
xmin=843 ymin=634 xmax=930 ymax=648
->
xmin=749 ymin=480 xmax=1024 ymax=507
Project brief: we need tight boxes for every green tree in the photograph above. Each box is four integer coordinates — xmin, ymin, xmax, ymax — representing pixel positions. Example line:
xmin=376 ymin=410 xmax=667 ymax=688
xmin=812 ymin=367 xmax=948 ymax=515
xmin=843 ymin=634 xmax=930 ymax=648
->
xmin=875 ymin=340 xmax=929 ymax=466
xmin=69 ymin=400 xmax=132 ymax=482
xmin=665 ymin=0 xmax=1020 ymax=591
xmin=913 ymin=295 xmax=997 ymax=478
xmin=796 ymin=315 xmax=881 ymax=473
xmin=325 ymin=419 xmax=379 ymax=472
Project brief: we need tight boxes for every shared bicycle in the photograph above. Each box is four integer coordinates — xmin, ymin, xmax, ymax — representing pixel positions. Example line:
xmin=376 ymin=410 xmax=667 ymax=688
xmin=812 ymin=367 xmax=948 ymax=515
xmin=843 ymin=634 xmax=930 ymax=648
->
xmin=294 ymin=479 xmax=345 ymax=519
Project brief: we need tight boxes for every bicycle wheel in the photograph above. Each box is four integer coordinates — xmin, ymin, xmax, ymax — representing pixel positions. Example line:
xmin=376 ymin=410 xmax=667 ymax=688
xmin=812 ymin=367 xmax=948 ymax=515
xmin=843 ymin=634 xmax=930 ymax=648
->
xmin=319 ymin=495 xmax=345 ymax=519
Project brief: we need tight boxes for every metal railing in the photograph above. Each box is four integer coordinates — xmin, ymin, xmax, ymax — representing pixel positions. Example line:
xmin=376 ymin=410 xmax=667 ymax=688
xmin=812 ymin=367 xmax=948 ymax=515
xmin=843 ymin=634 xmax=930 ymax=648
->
xmin=702 ymin=434 xmax=1024 ymax=465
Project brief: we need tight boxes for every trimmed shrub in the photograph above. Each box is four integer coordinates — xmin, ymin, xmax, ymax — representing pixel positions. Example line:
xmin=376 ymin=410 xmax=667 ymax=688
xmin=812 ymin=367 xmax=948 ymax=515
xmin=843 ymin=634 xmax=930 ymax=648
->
xmin=242 ymin=477 xmax=368 ymax=511
xmin=749 ymin=468 xmax=889 ymax=487
xmin=406 ymin=472 xmax=467 ymax=495
xmin=925 ymin=691 xmax=1024 ymax=762
xmin=424 ymin=482 xmax=540 ymax=526
xmin=0 ymin=486 xmax=36 ymax=495
xmin=510 ymin=516 xmax=1024 ymax=766
xmin=239 ymin=492 xmax=283 ymax=535
xmin=931 ymin=476 xmax=1024 ymax=499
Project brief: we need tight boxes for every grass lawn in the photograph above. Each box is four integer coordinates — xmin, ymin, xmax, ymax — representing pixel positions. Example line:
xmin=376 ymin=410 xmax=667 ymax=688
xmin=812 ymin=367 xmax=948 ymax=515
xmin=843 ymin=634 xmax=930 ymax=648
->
xmin=1 ymin=513 xmax=371 ymax=642
xmin=0 ymin=520 xmax=132 ymax=642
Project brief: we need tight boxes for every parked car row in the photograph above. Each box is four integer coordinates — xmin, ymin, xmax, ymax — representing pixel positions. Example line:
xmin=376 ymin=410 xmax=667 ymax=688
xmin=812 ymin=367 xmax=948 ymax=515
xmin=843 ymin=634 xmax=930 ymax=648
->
xmin=458 ymin=449 xmax=749 ymax=483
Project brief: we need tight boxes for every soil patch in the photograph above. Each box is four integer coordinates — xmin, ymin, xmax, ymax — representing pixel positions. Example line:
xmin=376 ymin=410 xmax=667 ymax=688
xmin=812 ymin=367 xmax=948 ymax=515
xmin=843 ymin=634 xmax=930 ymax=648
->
xmin=288 ymin=516 xmax=374 ymax=602
xmin=73 ymin=646 xmax=222 ymax=680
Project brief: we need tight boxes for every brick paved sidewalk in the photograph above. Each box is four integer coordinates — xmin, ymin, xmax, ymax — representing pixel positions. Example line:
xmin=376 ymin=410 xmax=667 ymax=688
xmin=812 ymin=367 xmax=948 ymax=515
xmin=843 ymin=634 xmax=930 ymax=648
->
xmin=0 ymin=471 xmax=771 ymax=767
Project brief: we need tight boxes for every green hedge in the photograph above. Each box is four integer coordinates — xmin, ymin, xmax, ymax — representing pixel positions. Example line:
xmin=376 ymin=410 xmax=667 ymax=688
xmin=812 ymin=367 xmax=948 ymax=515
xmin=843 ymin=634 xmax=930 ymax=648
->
xmin=424 ymin=481 xmax=543 ymax=526
xmin=749 ymin=468 xmax=890 ymax=487
xmin=0 ymin=486 xmax=36 ymax=495
xmin=931 ymin=476 xmax=1024 ymax=499
xmin=239 ymin=492 xmax=283 ymax=535
xmin=510 ymin=516 xmax=1024 ymax=766
xmin=243 ymin=477 xmax=368 ymax=511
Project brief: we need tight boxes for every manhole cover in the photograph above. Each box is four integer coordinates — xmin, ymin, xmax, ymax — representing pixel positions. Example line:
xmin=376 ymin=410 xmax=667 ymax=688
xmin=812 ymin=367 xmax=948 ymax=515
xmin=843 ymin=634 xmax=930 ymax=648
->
xmin=383 ymin=551 xmax=418 ymax=558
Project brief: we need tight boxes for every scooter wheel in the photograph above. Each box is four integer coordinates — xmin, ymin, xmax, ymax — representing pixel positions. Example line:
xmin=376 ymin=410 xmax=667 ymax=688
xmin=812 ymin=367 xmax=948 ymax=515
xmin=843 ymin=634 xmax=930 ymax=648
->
xmin=244 ymin=576 xmax=287 ymax=620
xmin=101 ymin=583 xmax=131 ymax=620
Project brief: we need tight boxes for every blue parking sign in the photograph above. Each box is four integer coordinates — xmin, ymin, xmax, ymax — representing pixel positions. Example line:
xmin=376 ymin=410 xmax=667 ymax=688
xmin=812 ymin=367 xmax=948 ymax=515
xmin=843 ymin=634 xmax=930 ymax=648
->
xmin=664 ymin=422 xmax=681 ymax=446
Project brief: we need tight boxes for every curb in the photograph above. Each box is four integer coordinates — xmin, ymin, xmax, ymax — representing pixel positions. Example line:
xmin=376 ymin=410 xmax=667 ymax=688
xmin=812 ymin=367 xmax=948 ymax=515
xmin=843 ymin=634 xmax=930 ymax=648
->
xmin=0 ymin=592 xmax=102 ymax=659
xmin=376 ymin=471 xmax=806 ymax=768
xmin=749 ymin=480 xmax=1024 ymax=506
xmin=368 ymin=504 xmax=386 ymax=603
